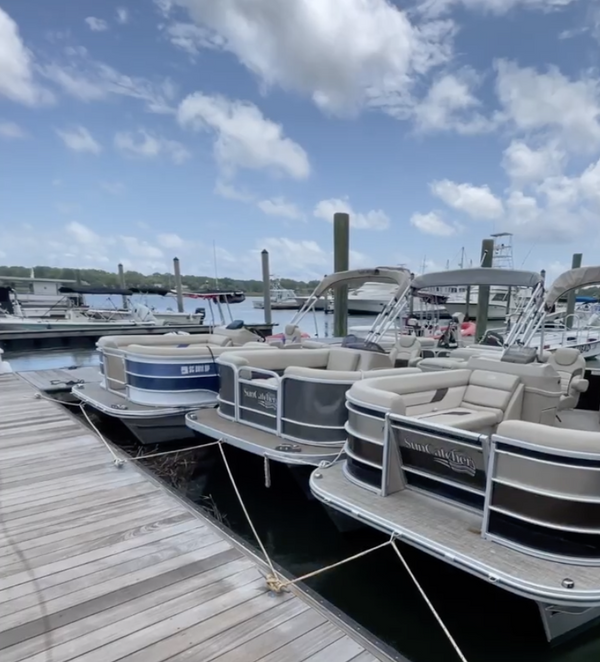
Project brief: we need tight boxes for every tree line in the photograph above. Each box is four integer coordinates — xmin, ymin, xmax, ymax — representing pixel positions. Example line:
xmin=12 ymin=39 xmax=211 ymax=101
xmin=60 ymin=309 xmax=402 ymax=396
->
xmin=0 ymin=265 xmax=321 ymax=295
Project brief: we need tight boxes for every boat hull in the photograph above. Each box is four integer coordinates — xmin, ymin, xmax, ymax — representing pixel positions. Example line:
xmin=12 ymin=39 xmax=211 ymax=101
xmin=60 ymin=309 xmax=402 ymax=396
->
xmin=443 ymin=301 xmax=509 ymax=321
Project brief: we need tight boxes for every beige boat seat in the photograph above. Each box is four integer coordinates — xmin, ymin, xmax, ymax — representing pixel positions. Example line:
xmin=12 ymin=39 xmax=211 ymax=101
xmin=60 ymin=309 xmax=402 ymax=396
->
xmin=217 ymin=347 xmax=415 ymax=388
xmin=390 ymin=335 xmax=422 ymax=367
xmin=498 ymin=419 xmax=600 ymax=453
xmin=546 ymin=348 xmax=588 ymax=410
xmin=351 ymin=368 xmax=523 ymax=433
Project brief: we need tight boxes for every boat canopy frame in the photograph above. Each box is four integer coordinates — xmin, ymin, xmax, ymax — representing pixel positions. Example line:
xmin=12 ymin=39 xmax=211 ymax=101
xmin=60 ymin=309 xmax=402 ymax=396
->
xmin=410 ymin=268 xmax=544 ymax=292
xmin=288 ymin=267 xmax=413 ymax=343
xmin=545 ymin=266 xmax=600 ymax=310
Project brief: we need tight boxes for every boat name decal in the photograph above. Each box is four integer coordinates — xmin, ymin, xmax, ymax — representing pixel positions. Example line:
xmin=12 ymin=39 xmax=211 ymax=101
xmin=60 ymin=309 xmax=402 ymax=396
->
xmin=402 ymin=439 xmax=477 ymax=476
xmin=242 ymin=387 xmax=277 ymax=410
xmin=180 ymin=363 xmax=213 ymax=375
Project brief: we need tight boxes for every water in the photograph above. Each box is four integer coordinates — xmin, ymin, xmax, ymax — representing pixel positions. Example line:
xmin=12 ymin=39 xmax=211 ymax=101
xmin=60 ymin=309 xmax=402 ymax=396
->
xmin=9 ymin=299 xmax=600 ymax=661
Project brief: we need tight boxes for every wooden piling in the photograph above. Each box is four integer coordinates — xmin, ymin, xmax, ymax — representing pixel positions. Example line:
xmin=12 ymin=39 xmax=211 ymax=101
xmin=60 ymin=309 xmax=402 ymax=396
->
xmin=566 ymin=253 xmax=583 ymax=329
xmin=173 ymin=257 xmax=185 ymax=313
xmin=475 ymin=238 xmax=494 ymax=342
xmin=333 ymin=213 xmax=350 ymax=338
xmin=261 ymin=249 xmax=272 ymax=325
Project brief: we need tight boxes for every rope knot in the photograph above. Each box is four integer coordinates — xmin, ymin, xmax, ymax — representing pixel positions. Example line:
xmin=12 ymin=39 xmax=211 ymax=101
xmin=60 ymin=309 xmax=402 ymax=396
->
xmin=265 ymin=574 xmax=288 ymax=594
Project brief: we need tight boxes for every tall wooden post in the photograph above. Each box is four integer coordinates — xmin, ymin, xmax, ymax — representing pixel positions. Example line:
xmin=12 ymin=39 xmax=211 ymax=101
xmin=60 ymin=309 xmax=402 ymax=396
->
xmin=333 ymin=212 xmax=349 ymax=338
xmin=261 ymin=249 xmax=272 ymax=325
xmin=566 ymin=253 xmax=583 ymax=329
xmin=173 ymin=257 xmax=184 ymax=313
xmin=475 ymin=238 xmax=494 ymax=342
xmin=118 ymin=262 xmax=128 ymax=310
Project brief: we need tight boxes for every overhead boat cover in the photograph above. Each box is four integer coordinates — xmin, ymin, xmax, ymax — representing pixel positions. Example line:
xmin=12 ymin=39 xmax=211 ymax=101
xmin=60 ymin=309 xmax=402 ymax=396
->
xmin=410 ymin=268 xmax=543 ymax=292
xmin=545 ymin=266 xmax=600 ymax=309
xmin=310 ymin=267 xmax=412 ymax=299
xmin=58 ymin=285 xmax=172 ymax=296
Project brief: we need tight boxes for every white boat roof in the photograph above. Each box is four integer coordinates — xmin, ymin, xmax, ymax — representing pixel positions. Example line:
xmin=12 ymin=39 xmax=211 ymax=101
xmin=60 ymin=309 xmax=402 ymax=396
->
xmin=410 ymin=268 xmax=543 ymax=291
xmin=545 ymin=266 xmax=600 ymax=308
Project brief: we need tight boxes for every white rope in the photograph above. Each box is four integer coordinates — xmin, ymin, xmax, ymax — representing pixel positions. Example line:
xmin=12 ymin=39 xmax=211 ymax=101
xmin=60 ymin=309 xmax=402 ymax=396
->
xmin=130 ymin=439 xmax=222 ymax=461
xmin=390 ymin=540 xmax=468 ymax=662
xmin=217 ymin=441 xmax=281 ymax=585
xmin=78 ymin=404 xmax=124 ymax=468
xmin=263 ymin=455 xmax=271 ymax=488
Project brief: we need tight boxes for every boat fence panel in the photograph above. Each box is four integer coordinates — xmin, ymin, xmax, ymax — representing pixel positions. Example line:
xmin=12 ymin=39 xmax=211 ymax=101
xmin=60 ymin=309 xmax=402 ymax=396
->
xmin=280 ymin=376 xmax=350 ymax=444
xmin=216 ymin=362 xmax=356 ymax=445
xmin=236 ymin=367 xmax=280 ymax=432
xmin=125 ymin=355 xmax=220 ymax=407
xmin=484 ymin=435 xmax=600 ymax=564
xmin=387 ymin=414 xmax=488 ymax=511
xmin=344 ymin=398 xmax=388 ymax=493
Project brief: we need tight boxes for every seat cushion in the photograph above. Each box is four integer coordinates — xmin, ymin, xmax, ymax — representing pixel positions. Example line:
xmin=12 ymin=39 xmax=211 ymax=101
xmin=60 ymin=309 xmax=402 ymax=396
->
xmin=326 ymin=348 xmax=360 ymax=372
xmin=415 ymin=407 xmax=498 ymax=431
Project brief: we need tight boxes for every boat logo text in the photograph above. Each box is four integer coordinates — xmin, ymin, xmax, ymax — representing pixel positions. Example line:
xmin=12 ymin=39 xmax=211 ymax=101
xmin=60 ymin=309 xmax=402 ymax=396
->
xmin=402 ymin=438 xmax=477 ymax=476
xmin=242 ymin=387 xmax=277 ymax=411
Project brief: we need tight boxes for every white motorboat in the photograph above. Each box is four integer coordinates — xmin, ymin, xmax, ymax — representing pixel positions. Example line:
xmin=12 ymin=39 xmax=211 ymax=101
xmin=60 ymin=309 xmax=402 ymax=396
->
xmin=185 ymin=267 xmax=417 ymax=466
xmin=253 ymin=277 xmax=300 ymax=310
xmin=72 ymin=325 xmax=269 ymax=445
xmin=309 ymin=264 xmax=600 ymax=644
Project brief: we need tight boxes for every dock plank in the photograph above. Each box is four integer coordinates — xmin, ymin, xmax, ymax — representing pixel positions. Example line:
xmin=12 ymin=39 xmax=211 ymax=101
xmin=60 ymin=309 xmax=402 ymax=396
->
xmin=0 ymin=373 xmax=394 ymax=662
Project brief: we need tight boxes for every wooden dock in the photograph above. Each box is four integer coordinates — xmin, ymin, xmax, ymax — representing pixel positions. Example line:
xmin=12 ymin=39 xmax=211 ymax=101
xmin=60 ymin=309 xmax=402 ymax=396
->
xmin=0 ymin=373 xmax=396 ymax=662
xmin=0 ymin=322 xmax=275 ymax=352
xmin=18 ymin=366 xmax=102 ymax=393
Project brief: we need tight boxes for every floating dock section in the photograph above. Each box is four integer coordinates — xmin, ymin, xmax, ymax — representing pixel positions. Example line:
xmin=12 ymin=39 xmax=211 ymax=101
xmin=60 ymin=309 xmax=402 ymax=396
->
xmin=0 ymin=373 xmax=396 ymax=662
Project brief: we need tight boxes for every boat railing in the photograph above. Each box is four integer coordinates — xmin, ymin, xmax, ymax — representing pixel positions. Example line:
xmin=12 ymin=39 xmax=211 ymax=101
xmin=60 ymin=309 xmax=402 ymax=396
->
xmin=483 ymin=425 xmax=600 ymax=564
xmin=344 ymin=393 xmax=488 ymax=508
xmin=216 ymin=348 xmax=404 ymax=446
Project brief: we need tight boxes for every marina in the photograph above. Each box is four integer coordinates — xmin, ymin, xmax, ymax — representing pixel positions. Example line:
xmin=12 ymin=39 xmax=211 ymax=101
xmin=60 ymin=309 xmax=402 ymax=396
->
xmin=0 ymin=372 xmax=395 ymax=662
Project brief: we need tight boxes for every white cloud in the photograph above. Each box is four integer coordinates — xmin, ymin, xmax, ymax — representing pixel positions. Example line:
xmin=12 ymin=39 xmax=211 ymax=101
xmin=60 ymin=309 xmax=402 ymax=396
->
xmin=430 ymin=179 xmax=504 ymax=219
xmin=0 ymin=8 xmax=53 ymax=106
xmin=411 ymin=69 xmax=494 ymax=134
xmin=257 ymin=197 xmax=304 ymax=220
xmin=495 ymin=60 xmax=600 ymax=153
xmin=418 ymin=0 xmax=577 ymax=17
xmin=502 ymin=140 xmax=566 ymax=186
xmin=56 ymin=126 xmax=102 ymax=154
xmin=410 ymin=211 xmax=458 ymax=236
xmin=164 ymin=22 xmax=223 ymax=56
xmin=0 ymin=120 xmax=26 ymax=139
xmin=100 ymin=181 xmax=125 ymax=194
xmin=85 ymin=17 xmax=109 ymax=32
xmin=214 ymin=179 xmax=254 ymax=202
xmin=40 ymin=50 xmax=176 ymax=114
xmin=66 ymin=221 xmax=102 ymax=245
xmin=177 ymin=93 xmax=310 ymax=179
xmin=157 ymin=233 xmax=185 ymax=249
xmin=116 ymin=8 xmax=130 ymax=24
xmin=120 ymin=236 xmax=164 ymax=260
xmin=167 ymin=0 xmax=454 ymax=116
xmin=114 ymin=130 xmax=191 ymax=164
xmin=313 ymin=197 xmax=390 ymax=230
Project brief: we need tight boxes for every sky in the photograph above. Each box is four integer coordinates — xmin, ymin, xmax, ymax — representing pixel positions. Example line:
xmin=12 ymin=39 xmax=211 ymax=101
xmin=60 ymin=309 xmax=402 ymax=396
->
xmin=1 ymin=0 xmax=600 ymax=282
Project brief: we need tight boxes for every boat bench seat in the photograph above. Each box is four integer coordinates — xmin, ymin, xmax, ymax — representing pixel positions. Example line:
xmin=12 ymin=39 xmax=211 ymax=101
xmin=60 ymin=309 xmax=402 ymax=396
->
xmin=351 ymin=368 xmax=523 ymax=433
xmin=220 ymin=347 xmax=393 ymax=374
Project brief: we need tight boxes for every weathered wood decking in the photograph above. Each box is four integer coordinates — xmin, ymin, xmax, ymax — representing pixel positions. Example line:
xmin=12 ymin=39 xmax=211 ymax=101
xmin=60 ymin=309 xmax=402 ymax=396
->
xmin=18 ymin=366 xmax=102 ymax=393
xmin=0 ymin=373 xmax=394 ymax=662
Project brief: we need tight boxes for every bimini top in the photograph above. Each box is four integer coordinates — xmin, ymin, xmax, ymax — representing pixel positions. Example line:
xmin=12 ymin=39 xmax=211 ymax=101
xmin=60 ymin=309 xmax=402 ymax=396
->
xmin=545 ymin=266 xmax=600 ymax=309
xmin=410 ymin=268 xmax=544 ymax=292
xmin=58 ymin=285 xmax=172 ymax=296
xmin=311 ymin=267 xmax=412 ymax=299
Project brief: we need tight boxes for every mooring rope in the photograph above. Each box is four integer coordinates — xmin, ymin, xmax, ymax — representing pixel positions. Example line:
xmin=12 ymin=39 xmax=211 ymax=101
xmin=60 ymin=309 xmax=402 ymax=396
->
xmin=36 ymin=389 xmax=467 ymax=660
xmin=390 ymin=540 xmax=468 ymax=662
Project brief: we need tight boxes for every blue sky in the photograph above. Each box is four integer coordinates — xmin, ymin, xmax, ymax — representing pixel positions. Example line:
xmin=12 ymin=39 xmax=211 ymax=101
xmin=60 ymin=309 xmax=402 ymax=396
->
xmin=1 ymin=0 xmax=599 ymax=282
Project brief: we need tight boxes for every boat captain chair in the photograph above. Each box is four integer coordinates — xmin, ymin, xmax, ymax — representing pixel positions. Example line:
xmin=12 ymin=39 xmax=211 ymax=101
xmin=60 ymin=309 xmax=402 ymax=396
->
xmin=546 ymin=348 xmax=588 ymax=410
xmin=390 ymin=335 xmax=422 ymax=367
